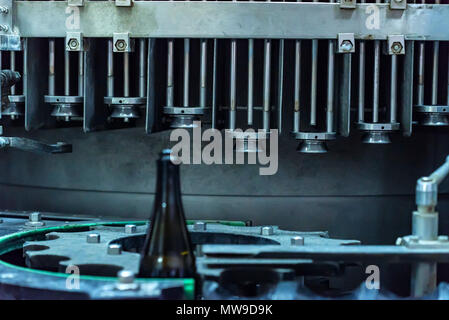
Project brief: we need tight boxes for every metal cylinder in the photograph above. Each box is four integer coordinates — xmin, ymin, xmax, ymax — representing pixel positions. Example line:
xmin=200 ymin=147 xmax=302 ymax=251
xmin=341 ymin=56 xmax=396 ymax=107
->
xmin=183 ymin=38 xmax=190 ymax=107
xmin=10 ymin=51 xmax=15 ymax=95
xmin=417 ymin=42 xmax=425 ymax=105
xmin=390 ymin=54 xmax=397 ymax=123
xmin=64 ymin=50 xmax=70 ymax=96
xmin=49 ymin=39 xmax=55 ymax=96
xmin=230 ymin=39 xmax=237 ymax=130
xmin=200 ymin=38 xmax=207 ymax=108
xmin=167 ymin=39 xmax=174 ymax=107
xmin=139 ymin=38 xmax=147 ymax=98
xmin=310 ymin=39 xmax=318 ymax=126
xmin=123 ymin=52 xmax=130 ymax=97
xmin=294 ymin=39 xmax=301 ymax=133
xmin=372 ymin=40 xmax=380 ymax=123
xmin=107 ymin=39 xmax=114 ymax=97
xmin=248 ymin=38 xmax=254 ymax=126
xmin=263 ymin=39 xmax=271 ymax=131
xmin=78 ymin=52 xmax=83 ymax=96
xmin=432 ymin=41 xmax=439 ymax=105
xmin=327 ymin=39 xmax=335 ymax=132
xmin=358 ymin=40 xmax=365 ymax=122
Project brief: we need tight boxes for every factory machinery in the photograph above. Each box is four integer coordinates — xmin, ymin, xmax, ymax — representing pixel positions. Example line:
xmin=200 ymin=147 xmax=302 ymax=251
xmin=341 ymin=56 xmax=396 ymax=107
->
xmin=0 ymin=0 xmax=449 ymax=300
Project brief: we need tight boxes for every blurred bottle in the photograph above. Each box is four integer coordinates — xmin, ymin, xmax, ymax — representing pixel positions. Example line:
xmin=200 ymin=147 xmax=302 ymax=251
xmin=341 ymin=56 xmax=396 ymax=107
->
xmin=138 ymin=149 xmax=196 ymax=278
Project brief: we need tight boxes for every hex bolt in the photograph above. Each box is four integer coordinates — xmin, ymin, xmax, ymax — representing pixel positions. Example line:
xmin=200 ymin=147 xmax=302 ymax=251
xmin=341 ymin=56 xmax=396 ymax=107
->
xmin=116 ymin=270 xmax=139 ymax=291
xmin=115 ymin=39 xmax=127 ymax=51
xmin=86 ymin=233 xmax=101 ymax=243
xmin=261 ymin=226 xmax=274 ymax=236
xmin=68 ymin=38 xmax=79 ymax=50
xmin=193 ymin=221 xmax=207 ymax=231
xmin=438 ymin=235 xmax=449 ymax=242
xmin=340 ymin=40 xmax=353 ymax=52
xmin=291 ymin=236 xmax=305 ymax=246
xmin=107 ymin=244 xmax=122 ymax=255
xmin=25 ymin=212 xmax=45 ymax=227
xmin=391 ymin=42 xmax=403 ymax=54
xmin=0 ymin=25 xmax=9 ymax=32
xmin=0 ymin=6 xmax=9 ymax=14
xmin=395 ymin=237 xmax=403 ymax=246
xmin=124 ymin=224 xmax=137 ymax=234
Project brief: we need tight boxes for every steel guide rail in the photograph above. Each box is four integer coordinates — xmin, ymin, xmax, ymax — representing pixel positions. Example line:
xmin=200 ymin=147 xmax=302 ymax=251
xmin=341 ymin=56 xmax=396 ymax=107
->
xmin=3 ymin=1 xmax=449 ymax=40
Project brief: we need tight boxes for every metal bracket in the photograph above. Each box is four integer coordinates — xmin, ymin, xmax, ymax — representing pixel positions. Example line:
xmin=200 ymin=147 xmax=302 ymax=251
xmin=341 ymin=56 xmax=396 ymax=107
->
xmin=337 ymin=33 xmax=355 ymax=53
xmin=113 ymin=32 xmax=134 ymax=52
xmin=387 ymin=35 xmax=405 ymax=55
xmin=68 ymin=0 xmax=84 ymax=7
xmin=390 ymin=0 xmax=406 ymax=10
xmin=0 ymin=0 xmax=20 ymax=51
xmin=397 ymin=235 xmax=449 ymax=249
xmin=339 ymin=0 xmax=356 ymax=9
xmin=115 ymin=0 xmax=132 ymax=7
xmin=0 ymin=137 xmax=72 ymax=154
xmin=66 ymin=32 xmax=84 ymax=51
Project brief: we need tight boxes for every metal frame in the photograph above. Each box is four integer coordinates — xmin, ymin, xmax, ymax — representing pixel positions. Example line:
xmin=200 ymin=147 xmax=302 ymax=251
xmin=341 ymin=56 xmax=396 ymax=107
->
xmin=10 ymin=2 xmax=449 ymax=40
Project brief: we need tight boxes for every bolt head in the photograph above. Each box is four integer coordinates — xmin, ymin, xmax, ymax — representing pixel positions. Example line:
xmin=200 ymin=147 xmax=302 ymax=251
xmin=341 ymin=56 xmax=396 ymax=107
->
xmin=391 ymin=42 xmax=403 ymax=54
xmin=125 ymin=224 xmax=137 ymax=234
xmin=29 ymin=212 xmax=41 ymax=222
xmin=118 ymin=270 xmax=135 ymax=284
xmin=261 ymin=226 xmax=274 ymax=236
xmin=107 ymin=244 xmax=122 ymax=255
xmin=340 ymin=40 xmax=353 ymax=52
xmin=291 ymin=236 xmax=305 ymax=246
xmin=86 ymin=233 xmax=100 ymax=243
xmin=193 ymin=221 xmax=207 ymax=231
xmin=115 ymin=39 xmax=127 ymax=51
xmin=68 ymin=38 xmax=79 ymax=50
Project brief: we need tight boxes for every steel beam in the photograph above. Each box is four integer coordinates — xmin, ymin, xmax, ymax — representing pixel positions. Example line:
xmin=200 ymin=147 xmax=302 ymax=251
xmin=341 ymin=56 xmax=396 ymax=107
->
xmin=13 ymin=2 xmax=449 ymax=40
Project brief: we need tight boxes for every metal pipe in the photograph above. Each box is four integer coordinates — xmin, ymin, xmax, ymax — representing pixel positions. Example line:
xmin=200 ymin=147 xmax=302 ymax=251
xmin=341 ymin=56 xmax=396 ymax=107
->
xmin=64 ymin=50 xmax=70 ymax=96
xmin=167 ymin=39 xmax=174 ymax=107
xmin=78 ymin=52 xmax=83 ymax=96
xmin=293 ymin=39 xmax=301 ymax=133
xmin=212 ymin=39 xmax=217 ymax=129
xmin=200 ymin=38 xmax=207 ymax=108
xmin=183 ymin=38 xmax=190 ymax=107
xmin=417 ymin=42 xmax=425 ymax=105
xmin=139 ymin=38 xmax=147 ymax=98
xmin=358 ymin=40 xmax=365 ymax=123
xmin=123 ymin=52 xmax=130 ymax=97
xmin=432 ymin=41 xmax=439 ymax=105
xmin=390 ymin=54 xmax=397 ymax=123
xmin=10 ymin=51 xmax=15 ymax=95
xmin=248 ymin=38 xmax=254 ymax=126
xmin=263 ymin=39 xmax=271 ymax=131
xmin=310 ymin=39 xmax=318 ymax=126
xmin=230 ymin=39 xmax=237 ymax=130
xmin=107 ymin=39 xmax=114 ymax=97
xmin=49 ymin=40 xmax=55 ymax=96
xmin=278 ymin=38 xmax=284 ymax=134
xmin=373 ymin=40 xmax=380 ymax=123
xmin=327 ymin=39 xmax=335 ymax=133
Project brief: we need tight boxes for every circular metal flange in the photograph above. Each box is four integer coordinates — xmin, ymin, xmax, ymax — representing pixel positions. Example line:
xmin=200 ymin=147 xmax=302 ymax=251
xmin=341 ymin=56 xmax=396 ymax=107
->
xmin=357 ymin=122 xmax=400 ymax=132
xmin=296 ymin=140 xmax=328 ymax=154
xmin=414 ymin=105 xmax=449 ymax=127
xmin=163 ymin=106 xmax=206 ymax=116
xmin=109 ymin=105 xmax=141 ymax=122
xmin=3 ymin=102 xmax=24 ymax=120
xmin=361 ymin=132 xmax=391 ymax=144
xmin=293 ymin=132 xmax=336 ymax=141
xmin=8 ymin=95 xmax=25 ymax=103
xmin=45 ymin=95 xmax=83 ymax=104
xmin=104 ymin=97 xmax=146 ymax=106
xmin=50 ymin=104 xmax=83 ymax=121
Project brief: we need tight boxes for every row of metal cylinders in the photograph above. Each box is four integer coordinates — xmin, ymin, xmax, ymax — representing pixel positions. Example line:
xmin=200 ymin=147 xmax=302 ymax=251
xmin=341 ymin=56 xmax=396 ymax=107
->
xmin=1 ymin=38 xmax=448 ymax=150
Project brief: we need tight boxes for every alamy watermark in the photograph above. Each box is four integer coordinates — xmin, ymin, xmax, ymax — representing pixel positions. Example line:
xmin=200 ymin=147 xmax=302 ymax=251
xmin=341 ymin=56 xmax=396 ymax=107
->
xmin=169 ymin=121 xmax=279 ymax=176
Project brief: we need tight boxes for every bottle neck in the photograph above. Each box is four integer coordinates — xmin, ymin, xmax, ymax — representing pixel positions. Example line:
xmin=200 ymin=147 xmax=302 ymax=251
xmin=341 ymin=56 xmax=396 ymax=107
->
xmin=154 ymin=158 xmax=183 ymax=215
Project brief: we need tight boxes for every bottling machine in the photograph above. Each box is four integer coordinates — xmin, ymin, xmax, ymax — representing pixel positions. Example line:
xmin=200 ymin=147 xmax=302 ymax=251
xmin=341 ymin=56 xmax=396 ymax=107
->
xmin=0 ymin=0 xmax=449 ymax=300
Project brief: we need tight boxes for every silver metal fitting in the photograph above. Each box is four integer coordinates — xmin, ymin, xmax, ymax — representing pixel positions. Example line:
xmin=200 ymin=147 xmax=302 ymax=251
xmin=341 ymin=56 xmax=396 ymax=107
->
xmin=113 ymin=33 xmax=134 ymax=53
xmin=116 ymin=270 xmax=139 ymax=291
xmin=0 ymin=24 xmax=9 ymax=32
xmin=0 ymin=6 xmax=9 ymax=14
xmin=86 ymin=233 xmax=101 ymax=243
xmin=337 ymin=33 xmax=355 ymax=53
xmin=390 ymin=0 xmax=406 ymax=10
xmin=387 ymin=35 xmax=405 ymax=55
xmin=124 ymin=224 xmax=137 ymax=234
xmin=415 ymin=177 xmax=438 ymax=209
xmin=107 ymin=244 xmax=122 ymax=255
xmin=193 ymin=221 xmax=207 ymax=231
xmin=25 ymin=212 xmax=45 ymax=227
xmin=261 ymin=226 xmax=274 ymax=236
xmin=339 ymin=0 xmax=356 ymax=9
xmin=66 ymin=32 xmax=83 ymax=51
xmin=291 ymin=236 xmax=305 ymax=246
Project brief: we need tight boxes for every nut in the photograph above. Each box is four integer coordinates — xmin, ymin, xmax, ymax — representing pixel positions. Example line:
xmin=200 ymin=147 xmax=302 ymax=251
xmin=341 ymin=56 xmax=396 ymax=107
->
xmin=86 ymin=233 xmax=101 ymax=243
xmin=340 ymin=40 xmax=353 ymax=52
xmin=115 ymin=39 xmax=127 ymax=51
xmin=125 ymin=224 xmax=137 ymax=234
xmin=261 ymin=226 xmax=274 ymax=236
xmin=391 ymin=42 xmax=403 ymax=54
xmin=68 ymin=38 xmax=79 ymax=50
